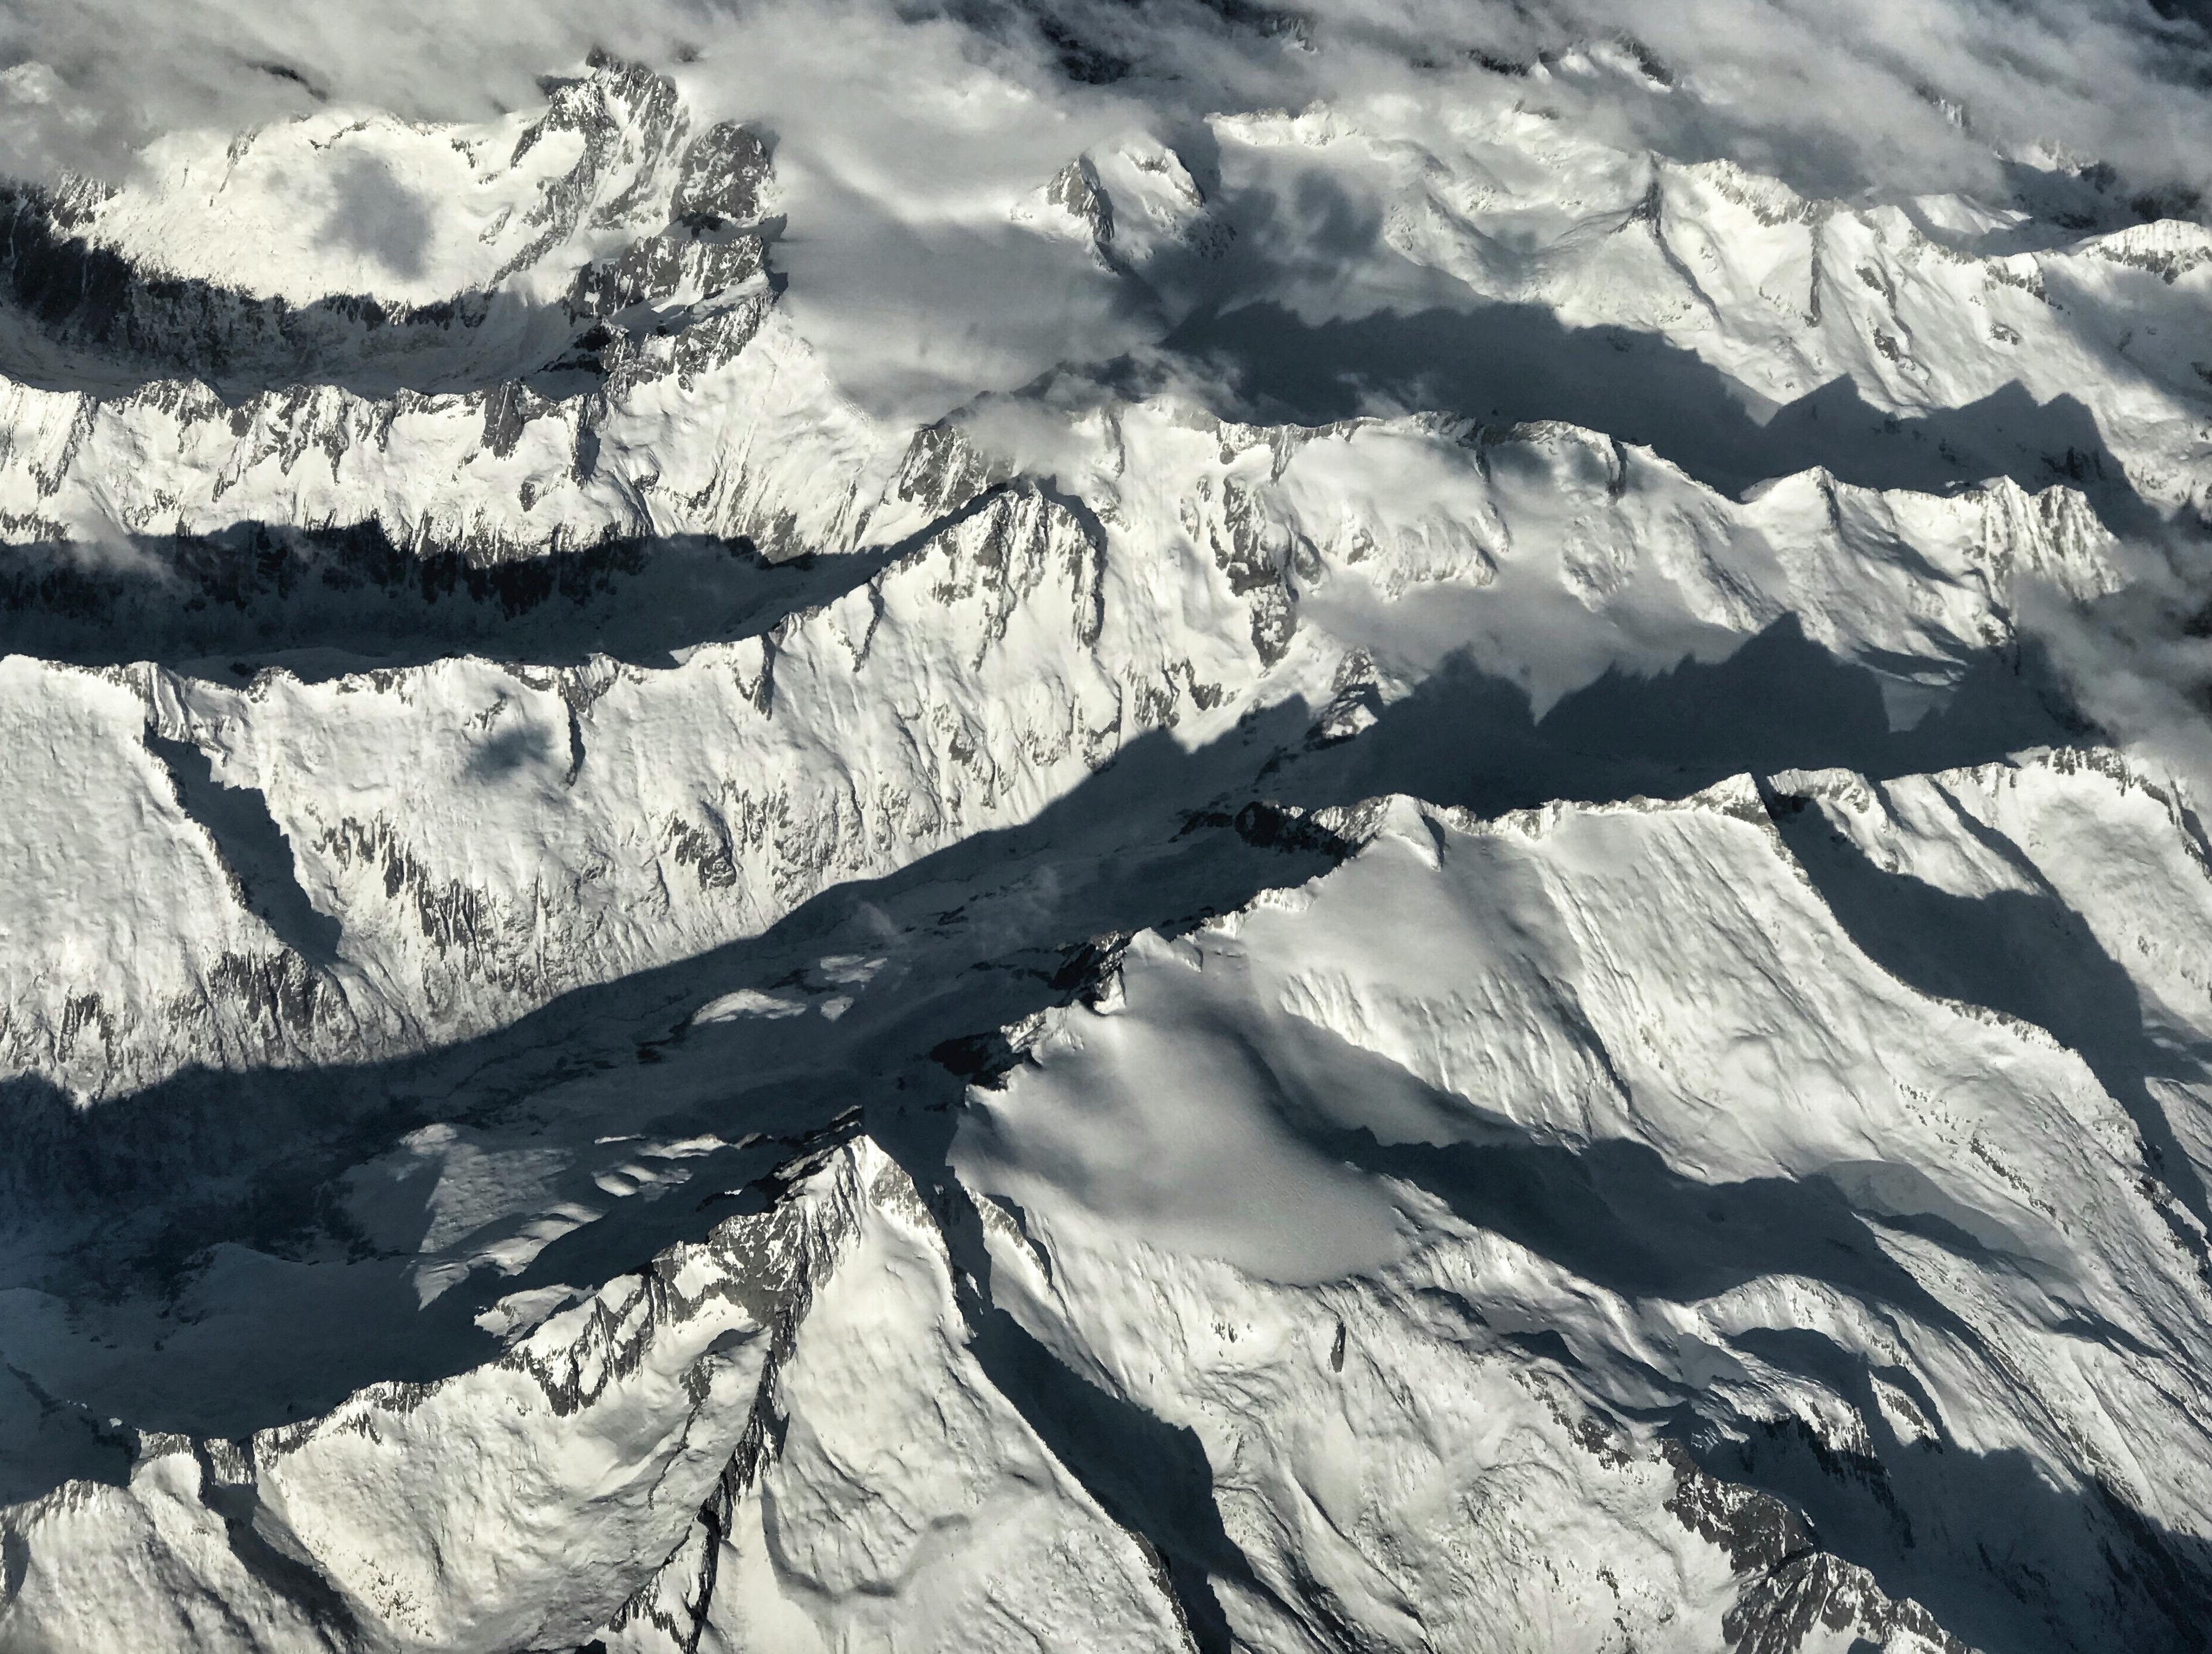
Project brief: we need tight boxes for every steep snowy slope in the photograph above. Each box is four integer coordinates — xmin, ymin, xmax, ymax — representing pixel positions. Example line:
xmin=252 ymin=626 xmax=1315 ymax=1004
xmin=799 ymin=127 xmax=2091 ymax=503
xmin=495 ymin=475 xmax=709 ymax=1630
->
xmin=957 ymin=765 xmax=2212 ymax=1652
xmin=5 ymin=9 xmax=2212 ymax=1652
xmin=12 ymin=752 xmax=2212 ymax=1652
xmin=0 ymin=391 xmax=2122 ymax=1100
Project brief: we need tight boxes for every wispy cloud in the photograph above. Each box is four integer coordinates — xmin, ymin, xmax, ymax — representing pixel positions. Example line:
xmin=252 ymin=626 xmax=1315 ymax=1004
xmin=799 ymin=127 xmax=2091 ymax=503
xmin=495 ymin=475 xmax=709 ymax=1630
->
xmin=0 ymin=0 xmax=709 ymax=178
xmin=6 ymin=1 xmax=2211 ymax=204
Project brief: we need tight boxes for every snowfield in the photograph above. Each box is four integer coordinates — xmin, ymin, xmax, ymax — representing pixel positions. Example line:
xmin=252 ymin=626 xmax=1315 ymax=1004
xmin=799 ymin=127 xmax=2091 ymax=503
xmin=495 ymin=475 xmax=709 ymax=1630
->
xmin=4 ymin=14 xmax=2212 ymax=1652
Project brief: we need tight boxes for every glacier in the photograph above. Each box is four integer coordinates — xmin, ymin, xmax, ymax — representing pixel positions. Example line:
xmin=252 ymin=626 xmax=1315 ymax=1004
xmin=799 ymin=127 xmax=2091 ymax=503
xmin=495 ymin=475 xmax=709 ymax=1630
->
xmin=2 ymin=6 xmax=2212 ymax=1650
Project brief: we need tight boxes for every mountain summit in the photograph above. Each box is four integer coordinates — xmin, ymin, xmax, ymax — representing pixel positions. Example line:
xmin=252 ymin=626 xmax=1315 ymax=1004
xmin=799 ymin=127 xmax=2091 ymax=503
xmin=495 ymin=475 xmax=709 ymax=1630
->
xmin=4 ymin=9 xmax=2212 ymax=1651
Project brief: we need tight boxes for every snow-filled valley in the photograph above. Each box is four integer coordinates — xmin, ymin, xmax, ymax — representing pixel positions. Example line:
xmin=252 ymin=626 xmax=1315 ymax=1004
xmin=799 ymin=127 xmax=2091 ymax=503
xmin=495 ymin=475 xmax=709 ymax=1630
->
xmin=4 ymin=6 xmax=2212 ymax=1650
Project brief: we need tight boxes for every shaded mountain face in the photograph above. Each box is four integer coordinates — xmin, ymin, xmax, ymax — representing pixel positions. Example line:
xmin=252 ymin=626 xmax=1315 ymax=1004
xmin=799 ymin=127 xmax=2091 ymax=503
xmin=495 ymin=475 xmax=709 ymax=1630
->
xmin=1 ymin=14 xmax=2211 ymax=1653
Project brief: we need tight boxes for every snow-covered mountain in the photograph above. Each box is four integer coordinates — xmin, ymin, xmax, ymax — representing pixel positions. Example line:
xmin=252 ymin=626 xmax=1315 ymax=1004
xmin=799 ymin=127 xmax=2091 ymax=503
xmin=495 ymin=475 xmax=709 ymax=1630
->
xmin=4 ymin=9 xmax=2212 ymax=1651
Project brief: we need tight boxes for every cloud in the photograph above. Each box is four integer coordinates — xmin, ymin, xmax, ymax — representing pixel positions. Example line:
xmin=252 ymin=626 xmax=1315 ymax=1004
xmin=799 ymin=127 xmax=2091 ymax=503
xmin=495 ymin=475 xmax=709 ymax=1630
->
xmin=2016 ymin=541 xmax=2212 ymax=796
xmin=0 ymin=0 xmax=711 ymax=179
xmin=1519 ymin=0 xmax=2212 ymax=203
xmin=10 ymin=0 xmax=2212 ymax=762
xmin=1100 ymin=0 xmax=2212 ymax=206
xmin=668 ymin=2 xmax=1158 ymax=420
xmin=5 ymin=0 xmax=2208 ymax=426
xmin=318 ymin=152 xmax=433 ymax=281
xmin=7 ymin=1 xmax=2211 ymax=215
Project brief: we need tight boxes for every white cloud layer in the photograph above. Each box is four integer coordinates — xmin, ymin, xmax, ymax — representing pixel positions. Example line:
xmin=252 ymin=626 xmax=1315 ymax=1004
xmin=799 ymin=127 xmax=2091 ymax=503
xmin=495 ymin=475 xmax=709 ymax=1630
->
xmin=0 ymin=0 xmax=705 ymax=177
xmin=5 ymin=0 xmax=2212 ymax=203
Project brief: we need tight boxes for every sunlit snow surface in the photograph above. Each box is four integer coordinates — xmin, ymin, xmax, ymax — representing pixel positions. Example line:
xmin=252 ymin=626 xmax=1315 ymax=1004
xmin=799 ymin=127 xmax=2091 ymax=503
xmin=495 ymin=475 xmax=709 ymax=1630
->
xmin=2 ymin=11 xmax=2212 ymax=1652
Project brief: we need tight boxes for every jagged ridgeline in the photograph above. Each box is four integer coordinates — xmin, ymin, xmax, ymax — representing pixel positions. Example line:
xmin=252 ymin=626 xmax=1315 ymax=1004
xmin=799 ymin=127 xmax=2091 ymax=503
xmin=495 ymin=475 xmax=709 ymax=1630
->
xmin=0 ymin=55 xmax=839 ymax=653
xmin=2 ymin=26 xmax=2212 ymax=1654
xmin=0 ymin=54 xmax=771 ymax=396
